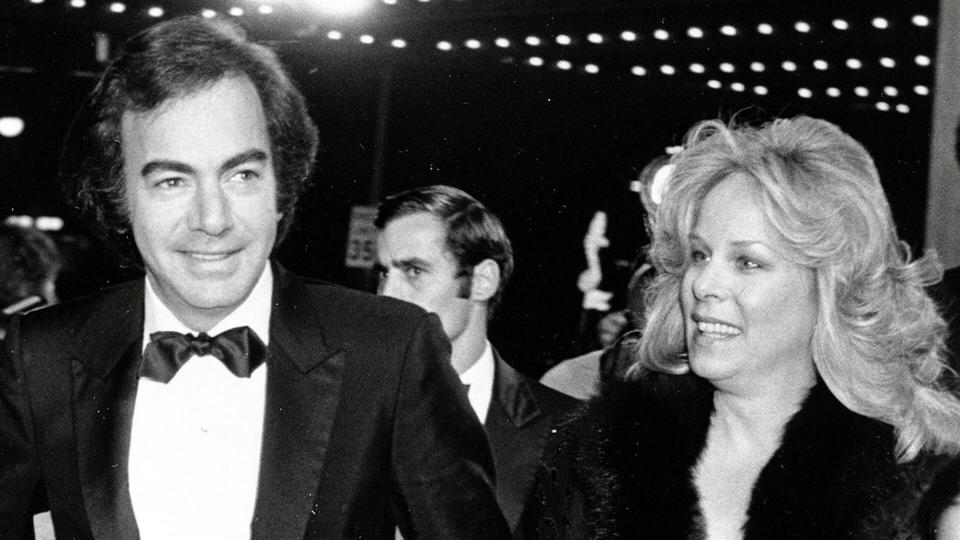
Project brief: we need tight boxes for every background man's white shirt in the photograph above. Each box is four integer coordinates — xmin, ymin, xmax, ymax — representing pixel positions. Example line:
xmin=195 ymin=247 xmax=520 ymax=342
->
xmin=459 ymin=341 xmax=495 ymax=424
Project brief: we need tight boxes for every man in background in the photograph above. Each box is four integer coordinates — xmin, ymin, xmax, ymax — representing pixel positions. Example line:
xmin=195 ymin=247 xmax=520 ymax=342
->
xmin=0 ymin=222 xmax=60 ymax=341
xmin=0 ymin=16 xmax=507 ymax=539
xmin=375 ymin=185 xmax=578 ymax=534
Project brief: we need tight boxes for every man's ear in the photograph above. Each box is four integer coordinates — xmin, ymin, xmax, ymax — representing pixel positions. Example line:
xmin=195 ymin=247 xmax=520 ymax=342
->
xmin=469 ymin=259 xmax=501 ymax=302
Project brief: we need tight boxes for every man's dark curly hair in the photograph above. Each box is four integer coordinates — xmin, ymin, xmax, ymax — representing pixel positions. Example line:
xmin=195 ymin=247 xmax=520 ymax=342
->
xmin=60 ymin=16 xmax=318 ymax=263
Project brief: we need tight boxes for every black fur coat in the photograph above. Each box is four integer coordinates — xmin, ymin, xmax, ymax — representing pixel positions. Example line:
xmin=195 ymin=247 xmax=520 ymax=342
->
xmin=523 ymin=372 xmax=960 ymax=539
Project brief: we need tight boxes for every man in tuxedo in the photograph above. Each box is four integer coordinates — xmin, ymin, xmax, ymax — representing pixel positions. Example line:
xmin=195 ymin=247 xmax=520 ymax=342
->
xmin=374 ymin=185 xmax=579 ymax=534
xmin=0 ymin=16 xmax=508 ymax=539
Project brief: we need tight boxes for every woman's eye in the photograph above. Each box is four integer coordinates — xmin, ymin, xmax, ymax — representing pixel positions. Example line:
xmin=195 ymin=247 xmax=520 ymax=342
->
xmin=737 ymin=257 xmax=761 ymax=270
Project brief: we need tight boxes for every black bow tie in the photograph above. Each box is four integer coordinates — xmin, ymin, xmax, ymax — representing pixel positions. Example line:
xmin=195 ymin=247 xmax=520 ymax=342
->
xmin=140 ymin=326 xmax=267 ymax=383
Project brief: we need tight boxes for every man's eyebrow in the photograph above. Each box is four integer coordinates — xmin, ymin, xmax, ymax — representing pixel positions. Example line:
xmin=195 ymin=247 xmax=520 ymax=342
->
xmin=140 ymin=160 xmax=195 ymax=178
xmin=138 ymin=149 xmax=269 ymax=179
xmin=393 ymin=257 xmax=431 ymax=270
xmin=219 ymin=149 xmax=269 ymax=176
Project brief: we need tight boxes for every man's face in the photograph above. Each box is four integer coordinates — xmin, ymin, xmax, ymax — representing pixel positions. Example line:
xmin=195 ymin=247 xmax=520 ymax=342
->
xmin=121 ymin=76 xmax=280 ymax=331
xmin=376 ymin=212 xmax=473 ymax=343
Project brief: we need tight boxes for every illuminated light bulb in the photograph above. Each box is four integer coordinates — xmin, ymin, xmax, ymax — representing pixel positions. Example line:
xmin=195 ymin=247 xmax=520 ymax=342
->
xmin=436 ymin=41 xmax=452 ymax=51
xmin=872 ymin=17 xmax=889 ymax=29
xmin=391 ymin=39 xmax=406 ymax=48
xmin=327 ymin=30 xmax=343 ymax=40
xmin=229 ymin=7 xmax=244 ymax=16
xmin=757 ymin=23 xmax=773 ymax=35
xmin=495 ymin=37 xmax=511 ymax=48
xmin=781 ymin=60 xmax=797 ymax=71
xmin=707 ymin=79 xmax=722 ymax=89
xmin=832 ymin=19 xmax=849 ymax=30
xmin=201 ymin=9 xmax=216 ymax=18
xmin=0 ymin=117 xmax=25 ymax=138
xmin=359 ymin=34 xmax=374 ymax=44
xmin=750 ymin=62 xmax=765 ymax=72
xmin=896 ymin=103 xmax=910 ymax=114
xmin=883 ymin=86 xmax=898 ymax=97
xmin=557 ymin=60 xmax=572 ymax=70
xmin=70 ymin=0 xmax=86 ymax=7
xmin=660 ymin=64 xmax=676 ymax=75
xmin=826 ymin=87 xmax=841 ymax=97
xmin=813 ymin=59 xmax=828 ymax=70
xmin=854 ymin=86 xmax=869 ymax=97
xmin=587 ymin=33 xmax=604 ymax=44
xmin=383 ymin=0 xmax=397 ymax=4
xmin=846 ymin=58 xmax=862 ymax=69
xmin=148 ymin=6 xmax=164 ymax=16
xmin=912 ymin=15 xmax=930 ymax=27
xmin=687 ymin=27 xmax=703 ymax=39
xmin=730 ymin=82 xmax=745 ymax=92
xmin=719 ymin=62 xmax=735 ymax=73
xmin=109 ymin=2 xmax=125 ymax=13
xmin=876 ymin=101 xmax=890 ymax=111
xmin=880 ymin=57 xmax=896 ymax=68
xmin=798 ymin=87 xmax=813 ymax=98
xmin=258 ymin=5 xmax=274 ymax=14
xmin=30 ymin=0 xmax=45 ymax=4
xmin=794 ymin=21 xmax=811 ymax=33
xmin=620 ymin=31 xmax=636 ymax=42
xmin=915 ymin=55 xmax=931 ymax=67
xmin=720 ymin=25 xmax=737 ymax=36
xmin=464 ymin=39 xmax=481 ymax=49
xmin=556 ymin=34 xmax=571 ymax=45
xmin=631 ymin=66 xmax=647 ymax=76
xmin=753 ymin=85 xmax=768 ymax=95
xmin=314 ymin=0 xmax=374 ymax=16
xmin=689 ymin=63 xmax=705 ymax=74
xmin=525 ymin=35 xmax=541 ymax=46
xmin=584 ymin=64 xmax=599 ymax=74
xmin=653 ymin=29 xmax=669 ymax=41
xmin=914 ymin=85 xmax=929 ymax=96
xmin=528 ymin=57 xmax=544 ymax=67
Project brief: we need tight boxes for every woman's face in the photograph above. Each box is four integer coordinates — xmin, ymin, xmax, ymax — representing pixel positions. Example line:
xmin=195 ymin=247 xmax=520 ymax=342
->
xmin=680 ymin=174 xmax=818 ymax=389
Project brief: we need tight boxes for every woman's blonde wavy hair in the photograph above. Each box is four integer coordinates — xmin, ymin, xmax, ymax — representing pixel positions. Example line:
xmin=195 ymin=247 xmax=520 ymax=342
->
xmin=627 ymin=115 xmax=960 ymax=461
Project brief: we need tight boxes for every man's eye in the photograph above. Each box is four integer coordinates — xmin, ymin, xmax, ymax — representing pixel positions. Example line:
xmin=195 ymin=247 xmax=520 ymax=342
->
xmin=231 ymin=170 xmax=260 ymax=183
xmin=690 ymin=249 xmax=708 ymax=263
xmin=154 ymin=177 xmax=185 ymax=189
xmin=405 ymin=267 xmax=423 ymax=278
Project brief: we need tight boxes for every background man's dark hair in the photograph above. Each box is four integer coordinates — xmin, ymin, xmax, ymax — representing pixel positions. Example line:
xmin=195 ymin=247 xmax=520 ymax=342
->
xmin=60 ymin=15 xmax=319 ymax=263
xmin=375 ymin=185 xmax=514 ymax=313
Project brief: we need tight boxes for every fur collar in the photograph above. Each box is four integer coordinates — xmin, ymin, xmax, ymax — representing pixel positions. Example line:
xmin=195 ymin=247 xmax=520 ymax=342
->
xmin=558 ymin=372 xmax=954 ymax=539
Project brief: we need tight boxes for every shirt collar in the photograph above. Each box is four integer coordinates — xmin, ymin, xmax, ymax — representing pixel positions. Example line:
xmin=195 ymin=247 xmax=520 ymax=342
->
xmin=459 ymin=340 xmax=494 ymax=387
xmin=142 ymin=264 xmax=273 ymax=351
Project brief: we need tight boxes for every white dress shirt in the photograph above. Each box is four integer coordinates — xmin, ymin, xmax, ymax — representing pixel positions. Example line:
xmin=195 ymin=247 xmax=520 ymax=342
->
xmin=128 ymin=265 xmax=272 ymax=540
xmin=458 ymin=341 xmax=495 ymax=424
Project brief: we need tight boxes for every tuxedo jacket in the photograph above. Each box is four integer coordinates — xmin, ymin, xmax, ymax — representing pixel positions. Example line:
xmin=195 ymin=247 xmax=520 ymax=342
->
xmin=484 ymin=350 xmax=579 ymax=534
xmin=0 ymin=264 xmax=509 ymax=539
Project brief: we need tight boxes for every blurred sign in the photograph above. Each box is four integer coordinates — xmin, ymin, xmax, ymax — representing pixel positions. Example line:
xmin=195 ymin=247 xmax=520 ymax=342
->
xmin=345 ymin=205 xmax=378 ymax=269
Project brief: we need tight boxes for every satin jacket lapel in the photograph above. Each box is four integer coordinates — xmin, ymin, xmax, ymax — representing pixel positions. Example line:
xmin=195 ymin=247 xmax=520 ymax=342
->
xmin=72 ymin=282 xmax=144 ymax=539
xmin=252 ymin=265 xmax=345 ymax=540
xmin=491 ymin=350 xmax=541 ymax=429
xmin=487 ymin=351 xmax=545 ymax=529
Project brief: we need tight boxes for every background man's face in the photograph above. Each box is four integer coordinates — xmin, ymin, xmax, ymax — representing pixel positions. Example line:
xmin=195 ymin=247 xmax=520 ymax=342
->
xmin=121 ymin=76 xmax=281 ymax=331
xmin=376 ymin=212 xmax=472 ymax=343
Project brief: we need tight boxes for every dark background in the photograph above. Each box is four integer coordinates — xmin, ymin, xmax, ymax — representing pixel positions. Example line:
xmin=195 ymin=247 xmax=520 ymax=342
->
xmin=0 ymin=0 xmax=939 ymax=375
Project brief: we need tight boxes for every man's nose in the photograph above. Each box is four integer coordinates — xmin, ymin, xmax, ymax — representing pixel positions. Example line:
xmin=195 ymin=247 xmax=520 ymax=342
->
xmin=188 ymin=181 xmax=232 ymax=236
